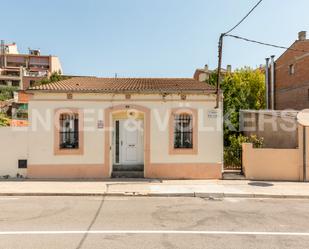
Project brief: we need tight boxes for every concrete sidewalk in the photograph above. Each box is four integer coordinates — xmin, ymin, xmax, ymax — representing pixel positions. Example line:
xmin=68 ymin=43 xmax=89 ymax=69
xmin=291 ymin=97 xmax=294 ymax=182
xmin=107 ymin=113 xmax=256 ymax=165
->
xmin=1 ymin=179 xmax=309 ymax=198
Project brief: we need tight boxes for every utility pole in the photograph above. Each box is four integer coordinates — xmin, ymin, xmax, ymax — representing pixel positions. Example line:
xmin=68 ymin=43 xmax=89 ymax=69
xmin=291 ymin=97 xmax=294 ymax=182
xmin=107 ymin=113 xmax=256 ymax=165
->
xmin=214 ymin=0 xmax=263 ymax=108
xmin=215 ymin=33 xmax=224 ymax=109
xmin=0 ymin=40 xmax=5 ymax=68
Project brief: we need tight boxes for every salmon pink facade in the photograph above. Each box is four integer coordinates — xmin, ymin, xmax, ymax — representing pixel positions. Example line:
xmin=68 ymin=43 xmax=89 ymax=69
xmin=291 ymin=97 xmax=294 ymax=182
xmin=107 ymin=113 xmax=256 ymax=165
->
xmin=0 ymin=77 xmax=223 ymax=179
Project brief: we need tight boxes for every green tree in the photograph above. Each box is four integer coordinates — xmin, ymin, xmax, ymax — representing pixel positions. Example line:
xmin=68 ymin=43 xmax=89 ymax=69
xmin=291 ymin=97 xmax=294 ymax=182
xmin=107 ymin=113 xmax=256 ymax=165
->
xmin=0 ymin=113 xmax=10 ymax=127
xmin=34 ymin=72 xmax=70 ymax=86
xmin=0 ymin=86 xmax=18 ymax=101
xmin=207 ymin=67 xmax=265 ymax=145
xmin=224 ymin=134 xmax=264 ymax=168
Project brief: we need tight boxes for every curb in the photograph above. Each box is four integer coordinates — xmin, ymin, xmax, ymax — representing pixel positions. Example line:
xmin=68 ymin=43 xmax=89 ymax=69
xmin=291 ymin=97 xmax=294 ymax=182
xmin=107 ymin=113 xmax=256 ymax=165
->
xmin=0 ymin=193 xmax=106 ymax=197
xmin=1 ymin=192 xmax=309 ymax=199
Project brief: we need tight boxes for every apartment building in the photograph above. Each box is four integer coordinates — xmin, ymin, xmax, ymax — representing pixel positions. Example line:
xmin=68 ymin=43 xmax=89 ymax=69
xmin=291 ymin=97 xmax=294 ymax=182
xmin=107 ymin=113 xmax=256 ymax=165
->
xmin=0 ymin=41 xmax=62 ymax=90
xmin=267 ymin=31 xmax=309 ymax=110
xmin=193 ymin=64 xmax=232 ymax=82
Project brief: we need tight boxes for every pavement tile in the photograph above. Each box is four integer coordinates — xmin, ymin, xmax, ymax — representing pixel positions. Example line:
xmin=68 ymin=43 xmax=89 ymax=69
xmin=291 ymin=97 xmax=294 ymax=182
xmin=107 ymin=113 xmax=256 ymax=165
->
xmin=0 ymin=180 xmax=309 ymax=198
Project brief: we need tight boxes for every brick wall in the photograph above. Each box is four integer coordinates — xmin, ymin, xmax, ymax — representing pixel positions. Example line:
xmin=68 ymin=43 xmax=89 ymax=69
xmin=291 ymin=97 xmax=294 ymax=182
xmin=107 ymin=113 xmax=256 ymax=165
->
xmin=275 ymin=40 xmax=309 ymax=110
xmin=22 ymin=76 xmax=44 ymax=90
xmin=18 ymin=91 xmax=29 ymax=103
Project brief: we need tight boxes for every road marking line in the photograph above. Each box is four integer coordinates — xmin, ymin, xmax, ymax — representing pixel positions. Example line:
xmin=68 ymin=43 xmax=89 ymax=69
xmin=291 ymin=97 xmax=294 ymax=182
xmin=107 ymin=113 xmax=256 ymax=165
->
xmin=0 ymin=230 xmax=309 ymax=236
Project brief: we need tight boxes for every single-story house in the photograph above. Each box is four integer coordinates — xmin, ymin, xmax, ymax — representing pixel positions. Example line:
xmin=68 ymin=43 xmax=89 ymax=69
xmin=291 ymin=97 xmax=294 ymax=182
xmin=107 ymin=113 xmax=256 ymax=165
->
xmin=1 ymin=77 xmax=223 ymax=179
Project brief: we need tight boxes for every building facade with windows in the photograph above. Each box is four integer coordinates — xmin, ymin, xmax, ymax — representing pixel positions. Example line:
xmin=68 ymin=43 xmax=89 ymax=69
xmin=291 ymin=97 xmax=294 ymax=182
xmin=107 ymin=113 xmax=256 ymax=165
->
xmin=4 ymin=77 xmax=224 ymax=179
xmin=193 ymin=64 xmax=232 ymax=82
xmin=0 ymin=41 xmax=63 ymax=127
xmin=274 ymin=31 xmax=309 ymax=110
xmin=0 ymin=42 xmax=62 ymax=90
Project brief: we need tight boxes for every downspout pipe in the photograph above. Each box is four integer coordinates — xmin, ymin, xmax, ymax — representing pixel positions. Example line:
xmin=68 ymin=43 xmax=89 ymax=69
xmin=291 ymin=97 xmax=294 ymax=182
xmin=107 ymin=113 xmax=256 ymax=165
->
xmin=265 ymin=58 xmax=270 ymax=109
xmin=303 ymin=126 xmax=307 ymax=182
xmin=270 ymin=55 xmax=275 ymax=110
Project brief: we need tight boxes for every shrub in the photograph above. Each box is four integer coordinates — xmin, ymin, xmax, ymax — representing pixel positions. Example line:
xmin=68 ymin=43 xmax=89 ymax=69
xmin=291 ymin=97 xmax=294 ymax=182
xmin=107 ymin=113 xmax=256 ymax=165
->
xmin=224 ymin=134 xmax=263 ymax=168
xmin=206 ymin=68 xmax=265 ymax=146
xmin=0 ymin=86 xmax=18 ymax=101
xmin=34 ymin=72 xmax=70 ymax=86
xmin=0 ymin=113 xmax=11 ymax=127
xmin=229 ymin=134 xmax=263 ymax=150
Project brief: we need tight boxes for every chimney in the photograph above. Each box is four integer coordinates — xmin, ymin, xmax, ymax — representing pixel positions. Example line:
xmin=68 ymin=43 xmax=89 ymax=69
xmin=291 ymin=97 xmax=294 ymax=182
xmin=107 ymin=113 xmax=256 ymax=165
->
xmin=270 ymin=55 xmax=275 ymax=110
xmin=298 ymin=31 xmax=307 ymax=41
xmin=226 ymin=65 xmax=232 ymax=73
xmin=265 ymin=58 xmax=270 ymax=109
xmin=204 ymin=64 xmax=209 ymax=72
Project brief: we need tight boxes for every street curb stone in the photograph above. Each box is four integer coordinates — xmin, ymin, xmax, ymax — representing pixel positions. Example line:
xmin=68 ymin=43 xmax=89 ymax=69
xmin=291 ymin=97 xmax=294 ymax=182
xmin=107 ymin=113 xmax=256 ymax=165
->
xmin=1 ymin=192 xmax=309 ymax=199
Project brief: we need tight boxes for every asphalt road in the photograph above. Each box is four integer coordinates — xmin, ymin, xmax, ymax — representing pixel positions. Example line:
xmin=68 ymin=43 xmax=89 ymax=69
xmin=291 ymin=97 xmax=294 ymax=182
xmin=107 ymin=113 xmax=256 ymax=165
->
xmin=0 ymin=196 xmax=309 ymax=249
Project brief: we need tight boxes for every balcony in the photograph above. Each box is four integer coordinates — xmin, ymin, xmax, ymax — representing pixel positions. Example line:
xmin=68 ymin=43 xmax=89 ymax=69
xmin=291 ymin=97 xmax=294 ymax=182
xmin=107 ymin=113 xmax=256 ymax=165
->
xmin=0 ymin=74 xmax=21 ymax=81
xmin=23 ymin=70 xmax=48 ymax=77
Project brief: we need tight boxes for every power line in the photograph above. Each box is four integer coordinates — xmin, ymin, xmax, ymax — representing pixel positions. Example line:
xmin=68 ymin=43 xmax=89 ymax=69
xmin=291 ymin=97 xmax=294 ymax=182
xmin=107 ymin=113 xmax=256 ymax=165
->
xmin=215 ymin=0 xmax=263 ymax=108
xmin=226 ymin=34 xmax=309 ymax=54
xmin=224 ymin=0 xmax=263 ymax=35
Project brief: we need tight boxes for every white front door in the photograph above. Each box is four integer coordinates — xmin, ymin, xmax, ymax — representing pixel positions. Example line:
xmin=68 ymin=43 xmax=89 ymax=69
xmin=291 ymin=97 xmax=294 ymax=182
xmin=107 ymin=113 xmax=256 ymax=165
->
xmin=117 ymin=120 xmax=144 ymax=165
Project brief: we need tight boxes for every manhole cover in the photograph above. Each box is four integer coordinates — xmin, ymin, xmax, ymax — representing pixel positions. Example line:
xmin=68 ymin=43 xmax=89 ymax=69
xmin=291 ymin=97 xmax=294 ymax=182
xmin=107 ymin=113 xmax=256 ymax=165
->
xmin=248 ymin=182 xmax=273 ymax=187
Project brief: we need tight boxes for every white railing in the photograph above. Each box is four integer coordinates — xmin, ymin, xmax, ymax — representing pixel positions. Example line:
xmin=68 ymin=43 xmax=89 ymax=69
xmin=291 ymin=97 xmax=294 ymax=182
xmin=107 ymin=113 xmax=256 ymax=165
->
xmin=23 ymin=71 xmax=48 ymax=77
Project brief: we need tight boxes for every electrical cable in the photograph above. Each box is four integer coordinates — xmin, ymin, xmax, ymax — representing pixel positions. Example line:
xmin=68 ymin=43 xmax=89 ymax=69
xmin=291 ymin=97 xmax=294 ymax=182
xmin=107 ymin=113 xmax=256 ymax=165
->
xmin=226 ymin=34 xmax=309 ymax=53
xmin=224 ymin=0 xmax=263 ymax=35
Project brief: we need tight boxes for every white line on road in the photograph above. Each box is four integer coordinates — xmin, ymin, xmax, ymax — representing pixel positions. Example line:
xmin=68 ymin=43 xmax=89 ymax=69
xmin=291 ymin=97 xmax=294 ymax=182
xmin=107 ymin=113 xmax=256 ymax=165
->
xmin=0 ymin=230 xmax=309 ymax=236
xmin=0 ymin=197 xmax=19 ymax=200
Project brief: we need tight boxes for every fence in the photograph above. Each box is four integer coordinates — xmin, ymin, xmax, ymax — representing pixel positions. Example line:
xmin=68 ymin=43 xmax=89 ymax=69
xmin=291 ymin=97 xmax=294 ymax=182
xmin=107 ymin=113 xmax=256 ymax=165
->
xmin=242 ymin=143 xmax=302 ymax=181
xmin=224 ymin=147 xmax=242 ymax=171
xmin=0 ymin=127 xmax=28 ymax=178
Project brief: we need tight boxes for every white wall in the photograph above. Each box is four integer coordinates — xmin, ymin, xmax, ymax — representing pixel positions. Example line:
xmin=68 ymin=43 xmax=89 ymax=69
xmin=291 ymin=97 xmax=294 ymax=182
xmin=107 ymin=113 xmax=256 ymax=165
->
xmin=28 ymin=93 xmax=223 ymax=166
xmin=0 ymin=127 xmax=28 ymax=177
xmin=149 ymin=101 xmax=223 ymax=163
xmin=0 ymin=92 xmax=223 ymax=178
xmin=50 ymin=56 xmax=63 ymax=74
xmin=28 ymin=101 xmax=105 ymax=165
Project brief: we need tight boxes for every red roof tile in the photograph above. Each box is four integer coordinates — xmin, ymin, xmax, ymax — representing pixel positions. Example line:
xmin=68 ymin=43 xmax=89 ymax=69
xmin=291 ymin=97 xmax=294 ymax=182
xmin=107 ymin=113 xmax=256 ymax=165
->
xmin=27 ymin=77 xmax=215 ymax=94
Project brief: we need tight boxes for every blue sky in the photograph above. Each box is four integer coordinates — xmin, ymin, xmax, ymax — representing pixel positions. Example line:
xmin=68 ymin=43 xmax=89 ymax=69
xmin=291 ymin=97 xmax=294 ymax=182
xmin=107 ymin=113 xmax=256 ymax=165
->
xmin=2 ymin=0 xmax=309 ymax=77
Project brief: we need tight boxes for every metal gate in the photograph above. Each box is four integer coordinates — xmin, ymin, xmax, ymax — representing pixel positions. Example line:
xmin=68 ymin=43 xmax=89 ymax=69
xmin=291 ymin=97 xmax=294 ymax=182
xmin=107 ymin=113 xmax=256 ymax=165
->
xmin=223 ymin=147 xmax=242 ymax=171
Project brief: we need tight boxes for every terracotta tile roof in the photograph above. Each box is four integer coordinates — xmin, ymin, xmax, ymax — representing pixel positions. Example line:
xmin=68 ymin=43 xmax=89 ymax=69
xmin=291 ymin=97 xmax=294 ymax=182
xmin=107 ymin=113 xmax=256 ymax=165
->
xmin=27 ymin=77 xmax=215 ymax=94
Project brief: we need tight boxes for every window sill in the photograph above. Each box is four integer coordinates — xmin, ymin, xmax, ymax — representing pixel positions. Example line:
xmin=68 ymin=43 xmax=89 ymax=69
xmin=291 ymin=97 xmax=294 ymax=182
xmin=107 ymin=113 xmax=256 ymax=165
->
xmin=169 ymin=148 xmax=198 ymax=155
xmin=54 ymin=148 xmax=84 ymax=156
